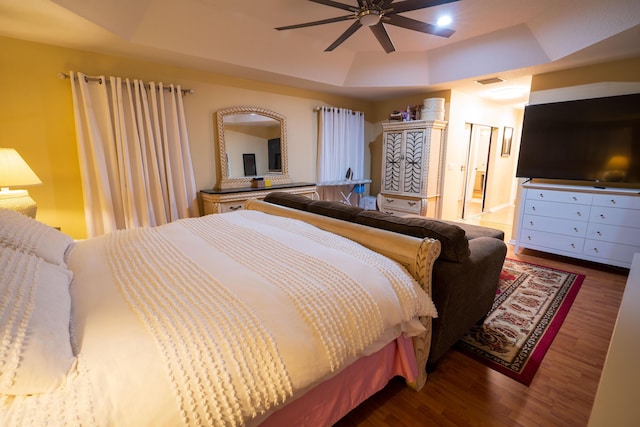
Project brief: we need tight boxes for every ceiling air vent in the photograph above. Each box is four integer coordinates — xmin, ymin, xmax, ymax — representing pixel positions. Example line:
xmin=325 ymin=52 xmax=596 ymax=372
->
xmin=475 ymin=77 xmax=505 ymax=85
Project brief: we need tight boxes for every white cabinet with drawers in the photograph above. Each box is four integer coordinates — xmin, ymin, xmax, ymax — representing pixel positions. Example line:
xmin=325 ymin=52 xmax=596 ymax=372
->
xmin=516 ymin=183 xmax=640 ymax=268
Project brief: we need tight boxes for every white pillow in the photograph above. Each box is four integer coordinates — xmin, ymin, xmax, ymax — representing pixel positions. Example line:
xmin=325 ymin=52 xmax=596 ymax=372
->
xmin=0 ymin=208 xmax=73 ymax=267
xmin=0 ymin=246 xmax=76 ymax=395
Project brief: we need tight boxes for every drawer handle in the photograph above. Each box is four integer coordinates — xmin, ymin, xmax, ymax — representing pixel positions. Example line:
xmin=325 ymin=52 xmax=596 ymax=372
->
xmin=600 ymin=214 xmax=605 ymax=219
xmin=527 ymin=236 xmax=532 ymax=241
xmin=529 ymin=221 xmax=534 ymax=226
xmin=593 ymin=247 xmax=599 ymax=253
xmin=532 ymin=206 xmax=536 ymax=211
xmin=574 ymin=227 xmax=579 ymax=232
xmin=386 ymin=199 xmax=394 ymax=203
xmin=539 ymin=193 xmax=544 ymax=198
xmin=576 ymin=211 xmax=582 ymax=217
xmin=597 ymin=231 xmax=602 ymax=236
xmin=229 ymin=205 xmax=242 ymax=211
xmin=570 ymin=243 xmax=575 ymax=248
xmin=572 ymin=196 xmax=577 ymax=201
xmin=610 ymin=199 xmax=616 ymax=204
xmin=408 ymin=201 xmax=417 ymax=207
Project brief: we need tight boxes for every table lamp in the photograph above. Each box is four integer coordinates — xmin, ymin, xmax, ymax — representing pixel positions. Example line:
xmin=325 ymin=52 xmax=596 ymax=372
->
xmin=0 ymin=148 xmax=42 ymax=218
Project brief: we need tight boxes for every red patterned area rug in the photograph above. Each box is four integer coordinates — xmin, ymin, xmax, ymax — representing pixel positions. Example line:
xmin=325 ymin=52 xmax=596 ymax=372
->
xmin=455 ymin=258 xmax=585 ymax=386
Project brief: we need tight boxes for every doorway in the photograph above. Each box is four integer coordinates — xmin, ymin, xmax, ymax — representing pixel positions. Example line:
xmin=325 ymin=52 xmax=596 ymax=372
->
xmin=457 ymin=123 xmax=496 ymax=219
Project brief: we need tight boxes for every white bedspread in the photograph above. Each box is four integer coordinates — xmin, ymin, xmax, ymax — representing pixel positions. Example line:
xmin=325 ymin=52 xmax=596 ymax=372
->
xmin=1 ymin=210 xmax=435 ymax=426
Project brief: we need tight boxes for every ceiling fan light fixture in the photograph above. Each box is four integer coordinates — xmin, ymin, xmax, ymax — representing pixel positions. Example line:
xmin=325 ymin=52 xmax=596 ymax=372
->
xmin=437 ymin=16 xmax=452 ymax=27
xmin=276 ymin=0 xmax=460 ymax=53
xmin=359 ymin=10 xmax=382 ymax=27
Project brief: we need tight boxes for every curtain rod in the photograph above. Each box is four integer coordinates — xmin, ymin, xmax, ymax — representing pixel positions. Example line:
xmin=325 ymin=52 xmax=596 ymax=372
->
xmin=58 ymin=72 xmax=195 ymax=95
xmin=314 ymin=106 xmax=363 ymax=115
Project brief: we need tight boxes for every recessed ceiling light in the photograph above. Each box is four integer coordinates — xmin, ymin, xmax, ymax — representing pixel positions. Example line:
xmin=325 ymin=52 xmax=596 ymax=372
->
xmin=437 ymin=16 xmax=452 ymax=27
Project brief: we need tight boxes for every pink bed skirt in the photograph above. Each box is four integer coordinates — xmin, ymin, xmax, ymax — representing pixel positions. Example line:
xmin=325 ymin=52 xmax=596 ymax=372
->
xmin=260 ymin=335 xmax=418 ymax=426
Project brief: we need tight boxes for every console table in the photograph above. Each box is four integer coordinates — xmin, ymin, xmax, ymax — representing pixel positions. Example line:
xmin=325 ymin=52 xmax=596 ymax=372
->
xmin=317 ymin=179 xmax=371 ymax=205
xmin=199 ymin=182 xmax=317 ymax=215
xmin=515 ymin=183 xmax=640 ymax=268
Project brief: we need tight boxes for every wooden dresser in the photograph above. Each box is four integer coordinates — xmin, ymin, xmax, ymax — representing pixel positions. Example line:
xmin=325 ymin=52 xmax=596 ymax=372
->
xmin=199 ymin=182 xmax=317 ymax=215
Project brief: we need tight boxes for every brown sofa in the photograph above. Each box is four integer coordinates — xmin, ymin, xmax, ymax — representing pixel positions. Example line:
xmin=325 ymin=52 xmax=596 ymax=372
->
xmin=263 ymin=192 xmax=507 ymax=370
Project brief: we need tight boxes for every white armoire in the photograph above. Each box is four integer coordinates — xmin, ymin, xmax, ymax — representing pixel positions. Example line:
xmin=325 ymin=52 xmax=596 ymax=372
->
xmin=379 ymin=119 xmax=447 ymax=217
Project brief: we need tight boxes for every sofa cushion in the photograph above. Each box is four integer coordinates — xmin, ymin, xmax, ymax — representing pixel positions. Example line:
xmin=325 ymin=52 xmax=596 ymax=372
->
xmin=263 ymin=192 xmax=313 ymax=211
xmin=307 ymin=200 xmax=363 ymax=223
xmin=356 ymin=210 xmax=471 ymax=262
xmin=445 ymin=221 xmax=505 ymax=241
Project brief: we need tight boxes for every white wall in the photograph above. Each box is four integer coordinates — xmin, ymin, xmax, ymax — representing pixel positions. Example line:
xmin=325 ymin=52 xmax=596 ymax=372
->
xmin=440 ymin=90 xmax=523 ymax=219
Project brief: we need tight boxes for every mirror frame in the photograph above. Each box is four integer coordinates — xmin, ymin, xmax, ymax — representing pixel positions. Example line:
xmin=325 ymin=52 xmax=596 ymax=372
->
xmin=215 ymin=106 xmax=292 ymax=189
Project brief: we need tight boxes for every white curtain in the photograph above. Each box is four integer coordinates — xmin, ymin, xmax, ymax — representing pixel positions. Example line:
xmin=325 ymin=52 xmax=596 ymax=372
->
xmin=316 ymin=107 xmax=365 ymax=183
xmin=69 ymin=71 xmax=198 ymax=237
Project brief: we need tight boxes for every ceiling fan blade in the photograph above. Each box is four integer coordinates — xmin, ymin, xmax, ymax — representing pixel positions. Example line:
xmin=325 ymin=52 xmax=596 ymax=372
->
xmin=325 ymin=20 xmax=362 ymax=51
xmin=386 ymin=14 xmax=455 ymax=37
xmin=276 ymin=14 xmax=355 ymax=31
xmin=370 ymin=23 xmax=396 ymax=53
xmin=391 ymin=0 xmax=459 ymax=14
xmin=309 ymin=0 xmax=360 ymax=12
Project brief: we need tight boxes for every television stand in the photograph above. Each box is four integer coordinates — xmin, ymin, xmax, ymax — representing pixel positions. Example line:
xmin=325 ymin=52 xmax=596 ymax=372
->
xmin=515 ymin=182 xmax=640 ymax=268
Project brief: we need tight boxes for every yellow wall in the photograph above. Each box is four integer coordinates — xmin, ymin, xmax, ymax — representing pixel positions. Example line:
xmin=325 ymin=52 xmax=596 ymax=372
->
xmin=3 ymin=33 xmax=638 ymax=239
xmin=530 ymin=57 xmax=640 ymax=92
xmin=0 ymin=36 xmax=374 ymax=238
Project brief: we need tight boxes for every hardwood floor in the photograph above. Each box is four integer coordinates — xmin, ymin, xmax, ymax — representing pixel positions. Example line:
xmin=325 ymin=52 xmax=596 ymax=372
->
xmin=335 ymin=242 xmax=628 ymax=426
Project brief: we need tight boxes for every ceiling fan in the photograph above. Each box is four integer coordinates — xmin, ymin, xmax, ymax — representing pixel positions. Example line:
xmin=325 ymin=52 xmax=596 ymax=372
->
xmin=275 ymin=0 xmax=459 ymax=54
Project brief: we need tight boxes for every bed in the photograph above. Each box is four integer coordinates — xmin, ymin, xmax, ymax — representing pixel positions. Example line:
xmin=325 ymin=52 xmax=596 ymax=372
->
xmin=0 ymin=199 xmax=441 ymax=426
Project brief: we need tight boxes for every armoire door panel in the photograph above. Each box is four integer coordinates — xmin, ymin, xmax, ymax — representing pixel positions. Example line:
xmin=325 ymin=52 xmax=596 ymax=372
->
xmin=383 ymin=131 xmax=402 ymax=192
xmin=403 ymin=129 xmax=424 ymax=195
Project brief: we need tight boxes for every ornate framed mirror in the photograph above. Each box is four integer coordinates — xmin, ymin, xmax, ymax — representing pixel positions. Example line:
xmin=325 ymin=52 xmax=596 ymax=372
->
xmin=215 ymin=106 xmax=292 ymax=189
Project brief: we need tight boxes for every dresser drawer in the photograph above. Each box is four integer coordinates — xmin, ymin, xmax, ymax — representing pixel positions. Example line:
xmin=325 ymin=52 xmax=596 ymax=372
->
xmin=379 ymin=208 xmax=409 ymax=216
xmin=524 ymin=200 xmax=590 ymax=221
xmin=219 ymin=201 xmax=245 ymax=213
xmin=379 ymin=195 xmax=422 ymax=215
xmin=526 ymin=189 xmax=593 ymax=205
xmin=586 ymin=223 xmax=640 ymax=246
xmin=201 ymin=198 xmax=244 ymax=214
xmin=519 ymin=229 xmax=584 ymax=254
xmin=589 ymin=206 xmax=640 ymax=229
xmin=522 ymin=214 xmax=587 ymax=237
xmin=592 ymin=193 xmax=640 ymax=209
xmin=583 ymin=240 xmax=640 ymax=265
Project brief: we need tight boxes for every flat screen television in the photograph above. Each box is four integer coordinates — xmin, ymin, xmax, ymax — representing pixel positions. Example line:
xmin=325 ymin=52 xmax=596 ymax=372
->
xmin=516 ymin=92 xmax=640 ymax=185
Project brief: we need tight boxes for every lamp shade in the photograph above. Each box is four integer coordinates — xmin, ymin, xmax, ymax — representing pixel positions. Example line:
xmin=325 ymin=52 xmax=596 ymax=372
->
xmin=0 ymin=148 xmax=42 ymax=188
